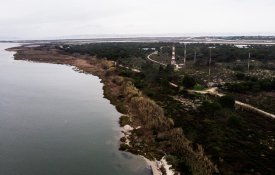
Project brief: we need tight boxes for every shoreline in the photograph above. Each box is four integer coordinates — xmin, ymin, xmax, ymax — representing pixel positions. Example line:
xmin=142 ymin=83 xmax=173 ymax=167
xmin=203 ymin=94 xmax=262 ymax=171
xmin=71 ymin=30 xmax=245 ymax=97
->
xmin=122 ymin=124 xmax=176 ymax=175
xmin=143 ymin=156 xmax=176 ymax=175
xmin=7 ymin=45 xmax=176 ymax=175
xmin=7 ymin=45 xmax=219 ymax=175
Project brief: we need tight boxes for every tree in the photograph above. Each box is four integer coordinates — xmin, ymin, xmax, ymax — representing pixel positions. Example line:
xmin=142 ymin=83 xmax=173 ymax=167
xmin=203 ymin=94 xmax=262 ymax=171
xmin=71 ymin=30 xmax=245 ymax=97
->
xmin=165 ymin=64 xmax=175 ymax=76
xmin=235 ymin=72 xmax=245 ymax=80
xmin=200 ymin=101 xmax=222 ymax=116
xmin=218 ymin=95 xmax=235 ymax=109
xmin=182 ymin=75 xmax=196 ymax=89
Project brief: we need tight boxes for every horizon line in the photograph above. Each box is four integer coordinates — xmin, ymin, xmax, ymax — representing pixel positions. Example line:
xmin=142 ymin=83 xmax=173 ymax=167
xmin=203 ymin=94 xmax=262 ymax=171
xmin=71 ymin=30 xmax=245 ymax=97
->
xmin=1 ymin=35 xmax=275 ymax=42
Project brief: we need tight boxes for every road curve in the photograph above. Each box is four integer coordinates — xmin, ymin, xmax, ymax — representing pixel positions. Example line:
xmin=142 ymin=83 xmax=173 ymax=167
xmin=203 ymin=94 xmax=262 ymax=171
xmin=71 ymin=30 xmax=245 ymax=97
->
xmin=147 ymin=51 xmax=167 ymax=66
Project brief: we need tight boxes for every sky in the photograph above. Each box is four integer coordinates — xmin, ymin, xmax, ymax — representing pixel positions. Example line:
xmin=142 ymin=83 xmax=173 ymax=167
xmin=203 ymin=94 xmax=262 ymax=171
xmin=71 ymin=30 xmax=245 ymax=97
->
xmin=0 ymin=0 xmax=275 ymax=40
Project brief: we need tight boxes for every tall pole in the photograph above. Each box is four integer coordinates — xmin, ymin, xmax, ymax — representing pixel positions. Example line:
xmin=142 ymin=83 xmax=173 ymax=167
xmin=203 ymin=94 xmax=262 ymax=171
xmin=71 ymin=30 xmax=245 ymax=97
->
xmin=208 ymin=48 xmax=212 ymax=83
xmin=184 ymin=43 xmax=187 ymax=66
xmin=194 ymin=49 xmax=197 ymax=63
xmin=248 ymin=52 xmax=250 ymax=73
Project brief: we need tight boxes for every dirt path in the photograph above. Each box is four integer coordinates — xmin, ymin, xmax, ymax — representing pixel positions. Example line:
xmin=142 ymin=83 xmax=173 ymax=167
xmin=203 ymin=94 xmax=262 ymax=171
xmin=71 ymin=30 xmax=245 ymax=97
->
xmin=146 ymin=49 xmax=275 ymax=119
xmin=189 ymin=88 xmax=275 ymax=119
xmin=147 ymin=51 xmax=167 ymax=66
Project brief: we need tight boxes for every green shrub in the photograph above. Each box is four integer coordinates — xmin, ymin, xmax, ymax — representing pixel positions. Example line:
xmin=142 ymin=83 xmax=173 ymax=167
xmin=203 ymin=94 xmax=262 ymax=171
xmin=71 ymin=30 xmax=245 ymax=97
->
xmin=218 ymin=95 xmax=235 ymax=109
xmin=182 ymin=75 xmax=196 ymax=89
xmin=119 ymin=115 xmax=130 ymax=127
xmin=133 ymin=128 xmax=145 ymax=137
xmin=119 ymin=143 xmax=129 ymax=151
xmin=227 ymin=116 xmax=242 ymax=127
xmin=235 ymin=72 xmax=245 ymax=80
xmin=165 ymin=153 xmax=192 ymax=174
xmin=193 ymin=84 xmax=205 ymax=91
xmin=120 ymin=137 xmax=127 ymax=142
xmin=251 ymin=82 xmax=261 ymax=92
xmin=133 ymin=78 xmax=144 ymax=89
xmin=200 ymin=101 xmax=222 ymax=116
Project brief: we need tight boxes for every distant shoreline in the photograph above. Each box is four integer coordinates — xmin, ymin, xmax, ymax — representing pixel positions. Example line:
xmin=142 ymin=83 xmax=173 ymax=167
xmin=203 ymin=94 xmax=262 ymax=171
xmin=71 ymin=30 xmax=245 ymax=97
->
xmin=3 ymin=36 xmax=275 ymax=45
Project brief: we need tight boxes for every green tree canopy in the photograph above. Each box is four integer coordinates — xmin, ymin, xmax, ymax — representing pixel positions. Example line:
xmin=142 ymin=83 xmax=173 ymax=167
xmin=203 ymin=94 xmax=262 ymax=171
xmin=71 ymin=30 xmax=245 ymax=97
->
xmin=218 ymin=95 xmax=235 ymax=109
xmin=182 ymin=75 xmax=196 ymax=89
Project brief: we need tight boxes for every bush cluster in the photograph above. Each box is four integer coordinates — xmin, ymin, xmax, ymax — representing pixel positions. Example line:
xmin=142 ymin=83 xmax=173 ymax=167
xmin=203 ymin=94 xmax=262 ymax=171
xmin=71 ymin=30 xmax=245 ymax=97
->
xmin=225 ymin=79 xmax=275 ymax=93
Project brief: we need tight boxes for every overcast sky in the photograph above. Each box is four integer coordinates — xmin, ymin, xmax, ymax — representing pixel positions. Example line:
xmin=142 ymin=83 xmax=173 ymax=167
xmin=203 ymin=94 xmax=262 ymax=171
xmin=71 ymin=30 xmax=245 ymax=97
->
xmin=0 ymin=0 xmax=275 ymax=39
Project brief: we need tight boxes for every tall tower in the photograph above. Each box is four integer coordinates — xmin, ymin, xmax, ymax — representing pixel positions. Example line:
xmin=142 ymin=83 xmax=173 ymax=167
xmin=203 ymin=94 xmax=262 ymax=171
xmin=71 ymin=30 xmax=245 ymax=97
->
xmin=171 ymin=45 xmax=176 ymax=65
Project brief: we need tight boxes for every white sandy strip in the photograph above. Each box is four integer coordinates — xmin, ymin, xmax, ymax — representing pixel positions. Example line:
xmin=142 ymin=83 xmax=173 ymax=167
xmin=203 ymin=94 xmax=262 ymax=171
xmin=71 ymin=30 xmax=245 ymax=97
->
xmin=120 ymin=125 xmax=176 ymax=174
xmin=120 ymin=126 xmax=168 ymax=175
xmin=161 ymin=157 xmax=175 ymax=175
xmin=143 ymin=156 xmax=176 ymax=175
xmin=143 ymin=157 xmax=162 ymax=175
xmin=121 ymin=125 xmax=134 ymax=145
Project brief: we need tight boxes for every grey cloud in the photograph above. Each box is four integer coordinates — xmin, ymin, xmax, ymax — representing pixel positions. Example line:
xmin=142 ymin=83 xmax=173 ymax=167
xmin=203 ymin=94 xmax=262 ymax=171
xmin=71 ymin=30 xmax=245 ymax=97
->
xmin=0 ymin=0 xmax=274 ymax=40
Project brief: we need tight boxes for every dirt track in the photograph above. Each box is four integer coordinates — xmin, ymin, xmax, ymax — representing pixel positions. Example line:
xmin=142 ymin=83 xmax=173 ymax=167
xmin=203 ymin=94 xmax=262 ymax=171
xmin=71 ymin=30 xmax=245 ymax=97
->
xmin=190 ymin=88 xmax=275 ymax=119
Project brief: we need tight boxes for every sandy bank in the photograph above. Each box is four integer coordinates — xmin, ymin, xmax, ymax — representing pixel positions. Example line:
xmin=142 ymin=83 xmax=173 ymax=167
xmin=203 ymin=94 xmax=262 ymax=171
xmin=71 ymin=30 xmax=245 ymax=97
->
xmin=143 ymin=156 xmax=176 ymax=175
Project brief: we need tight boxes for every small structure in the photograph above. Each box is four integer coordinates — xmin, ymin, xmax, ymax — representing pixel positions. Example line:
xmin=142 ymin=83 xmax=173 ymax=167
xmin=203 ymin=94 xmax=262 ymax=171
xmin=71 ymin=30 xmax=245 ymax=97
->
xmin=142 ymin=47 xmax=156 ymax=51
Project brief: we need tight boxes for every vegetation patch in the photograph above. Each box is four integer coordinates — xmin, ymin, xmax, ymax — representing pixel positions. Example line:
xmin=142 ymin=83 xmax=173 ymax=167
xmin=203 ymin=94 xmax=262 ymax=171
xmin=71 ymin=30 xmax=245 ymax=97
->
xmin=119 ymin=115 xmax=131 ymax=127
xmin=12 ymin=43 xmax=275 ymax=175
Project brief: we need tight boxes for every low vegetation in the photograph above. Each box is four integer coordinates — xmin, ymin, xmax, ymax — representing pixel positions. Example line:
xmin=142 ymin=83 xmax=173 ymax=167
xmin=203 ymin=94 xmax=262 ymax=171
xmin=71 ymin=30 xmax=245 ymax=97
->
xmin=28 ymin=42 xmax=274 ymax=175
xmin=61 ymin=43 xmax=275 ymax=174
xmin=119 ymin=115 xmax=130 ymax=127
xmin=118 ymin=80 xmax=219 ymax=174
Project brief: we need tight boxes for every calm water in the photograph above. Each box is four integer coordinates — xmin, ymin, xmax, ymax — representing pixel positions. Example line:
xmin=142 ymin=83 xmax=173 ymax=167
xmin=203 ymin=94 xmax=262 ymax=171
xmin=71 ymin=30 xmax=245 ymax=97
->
xmin=0 ymin=43 xmax=150 ymax=175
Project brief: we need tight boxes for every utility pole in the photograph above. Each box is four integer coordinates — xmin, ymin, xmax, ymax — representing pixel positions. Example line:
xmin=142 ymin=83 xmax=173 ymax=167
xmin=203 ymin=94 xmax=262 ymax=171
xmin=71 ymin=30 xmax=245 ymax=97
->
xmin=248 ymin=52 xmax=251 ymax=73
xmin=208 ymin=48 xmax=212 ymax=83
xmin=194 ymin=49 xmax=197 ymax=64
xmin=184 ymin=43 xmax=187 ymax=66
xmin=208 ymin=47 xmax=215 ymax=84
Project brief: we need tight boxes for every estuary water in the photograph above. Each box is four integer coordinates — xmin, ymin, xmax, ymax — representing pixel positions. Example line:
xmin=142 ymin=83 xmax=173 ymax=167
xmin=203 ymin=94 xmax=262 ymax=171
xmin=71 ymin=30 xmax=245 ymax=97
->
xmin=0 ymin=43 xmax=150 ymax=175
